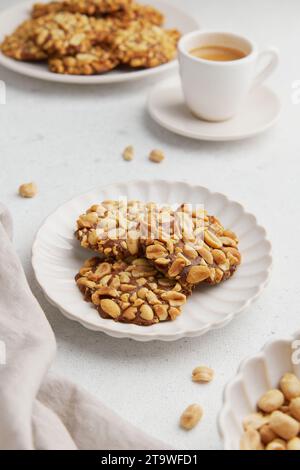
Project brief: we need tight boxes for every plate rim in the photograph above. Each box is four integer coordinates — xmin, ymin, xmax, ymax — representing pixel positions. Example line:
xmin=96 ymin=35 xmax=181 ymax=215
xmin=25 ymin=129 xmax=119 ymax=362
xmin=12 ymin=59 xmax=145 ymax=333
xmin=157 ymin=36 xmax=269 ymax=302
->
xmin=148 ymin=79 xmax=282 ymax=141
xmin=31 ymin=179 xmax=273 ymax=341
xmin=0 ymin=0 xmax=199 ymax=85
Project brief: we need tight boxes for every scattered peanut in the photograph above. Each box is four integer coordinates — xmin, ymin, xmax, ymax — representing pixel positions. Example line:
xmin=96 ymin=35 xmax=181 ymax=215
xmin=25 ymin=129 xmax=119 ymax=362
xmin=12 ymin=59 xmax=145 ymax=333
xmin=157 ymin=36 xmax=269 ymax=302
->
xmin=258 ymin=389 xmax=285 ymax=413
xmin=180 ymin=404 xmax=203 ymax=430
xmin=122 ymin=145 xmax=134 ymax=161
xmin=192 ymin=366 xmax=214 ymax=383
xmin=149 ymin=149 xmax=165 ymax=163
xmin=18 ymin=182 xmax=37 ymax=198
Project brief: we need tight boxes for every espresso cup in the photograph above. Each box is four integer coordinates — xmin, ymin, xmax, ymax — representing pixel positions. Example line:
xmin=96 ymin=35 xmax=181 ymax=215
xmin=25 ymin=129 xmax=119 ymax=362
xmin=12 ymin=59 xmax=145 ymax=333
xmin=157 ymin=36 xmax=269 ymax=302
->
xmin=178 ymin=31 xmax=279 ymax=122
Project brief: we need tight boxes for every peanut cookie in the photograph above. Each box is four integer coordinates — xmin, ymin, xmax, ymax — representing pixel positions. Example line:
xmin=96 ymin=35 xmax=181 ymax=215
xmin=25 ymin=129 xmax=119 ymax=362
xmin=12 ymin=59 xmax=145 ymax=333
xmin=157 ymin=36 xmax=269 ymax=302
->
xmin=75 ymin=200 xmax=174 ymax=259
xmin=3 ymin=1 xmax=180 ymax=75
xmin=32 ymin=2 xmax=64 ymax=18
xmin=92 ymin=16 xmax=123 ymax=42
xmin=32 ymin=12 xmax=100 ymax=56
xmin=32 ymin=0 xmax=132 ymax=18
xmin=0 ymin=20 xmax=47 ymax=61
xmin=112 ymin=3 xmax=164 ymax=27
xmin=76 ymin=257 xmax=190 ymax=325
xmin=48 ymin=46 xmax=118 ymax=74
xmin=112 ymin=22 xmax=180 ymax=68
xmin=142 ymin=206 xmax=241 ymax=287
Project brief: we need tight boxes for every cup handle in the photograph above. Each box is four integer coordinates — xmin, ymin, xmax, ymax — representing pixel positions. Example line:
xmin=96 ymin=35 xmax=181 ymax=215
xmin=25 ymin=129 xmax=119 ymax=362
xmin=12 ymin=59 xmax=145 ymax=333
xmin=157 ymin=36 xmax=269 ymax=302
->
xmin=251 ymin=47 xmax=279 ymax=90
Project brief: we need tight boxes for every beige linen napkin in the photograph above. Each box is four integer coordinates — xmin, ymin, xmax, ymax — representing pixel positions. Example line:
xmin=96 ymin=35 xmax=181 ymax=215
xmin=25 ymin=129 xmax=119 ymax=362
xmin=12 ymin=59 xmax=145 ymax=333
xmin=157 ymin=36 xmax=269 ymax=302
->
xmin=0 ymin=204 xmax=168 ymax=450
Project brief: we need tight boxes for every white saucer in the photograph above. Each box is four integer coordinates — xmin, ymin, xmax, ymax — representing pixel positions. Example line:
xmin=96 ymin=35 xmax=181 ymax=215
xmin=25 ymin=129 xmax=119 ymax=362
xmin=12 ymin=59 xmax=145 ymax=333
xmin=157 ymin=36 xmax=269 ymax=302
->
xmin=148 ymin=79 xmax=281 ymax=141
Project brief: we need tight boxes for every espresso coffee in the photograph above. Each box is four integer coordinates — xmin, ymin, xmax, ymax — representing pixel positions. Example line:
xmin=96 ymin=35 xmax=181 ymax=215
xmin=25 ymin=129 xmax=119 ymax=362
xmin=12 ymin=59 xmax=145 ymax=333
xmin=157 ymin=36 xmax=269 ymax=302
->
xmin=190 ymin=45 xmax=246 ymax=62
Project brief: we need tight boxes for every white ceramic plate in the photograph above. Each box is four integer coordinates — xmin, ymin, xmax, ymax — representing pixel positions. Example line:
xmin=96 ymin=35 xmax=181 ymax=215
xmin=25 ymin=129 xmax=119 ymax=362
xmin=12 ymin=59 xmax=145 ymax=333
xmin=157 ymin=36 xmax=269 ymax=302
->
xmin=148 ymin=78 xmax=281 ymax=141
xmin=32 ymin=180 xmax=272 ymax=341
xmin=0 ymin=0 xmax=198 ymax=84
xmin=219 ymin=331 xmax=300 ymax=450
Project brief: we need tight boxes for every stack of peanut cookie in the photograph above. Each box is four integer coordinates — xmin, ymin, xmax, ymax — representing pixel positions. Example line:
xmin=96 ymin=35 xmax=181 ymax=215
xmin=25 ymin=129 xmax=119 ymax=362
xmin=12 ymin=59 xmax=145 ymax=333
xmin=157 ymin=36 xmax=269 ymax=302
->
xmin=75 ymin=200 xmax=241 ymax=326
xmin=0 ymin=0 xmax=181 ymax=75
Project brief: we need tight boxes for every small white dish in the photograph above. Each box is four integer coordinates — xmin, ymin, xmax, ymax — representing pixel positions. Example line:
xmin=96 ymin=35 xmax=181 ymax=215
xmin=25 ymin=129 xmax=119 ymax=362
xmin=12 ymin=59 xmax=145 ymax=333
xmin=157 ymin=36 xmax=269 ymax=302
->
xmin=32 ymin=180 xmax=272 ymax=342
xmin=0 ymin=0 xmax=198 ymax=85
xmin=218 ymin=331 xmax=300 ymax=450
xmin=148 ymin=78 xmax=281 ymax=141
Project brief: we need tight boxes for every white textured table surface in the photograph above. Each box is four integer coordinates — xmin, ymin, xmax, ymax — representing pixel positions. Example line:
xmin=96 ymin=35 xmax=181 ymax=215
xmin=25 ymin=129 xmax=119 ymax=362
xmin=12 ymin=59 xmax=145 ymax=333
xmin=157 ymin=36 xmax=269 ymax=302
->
xmin=1 ymin=0 xmax=299 ymax=451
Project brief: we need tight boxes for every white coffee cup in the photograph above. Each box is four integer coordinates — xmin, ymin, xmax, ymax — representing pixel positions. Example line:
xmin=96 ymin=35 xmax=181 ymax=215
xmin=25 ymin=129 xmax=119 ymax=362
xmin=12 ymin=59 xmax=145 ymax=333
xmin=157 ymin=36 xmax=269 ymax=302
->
xmin=178 ymin=30 xmax=279 ymax=122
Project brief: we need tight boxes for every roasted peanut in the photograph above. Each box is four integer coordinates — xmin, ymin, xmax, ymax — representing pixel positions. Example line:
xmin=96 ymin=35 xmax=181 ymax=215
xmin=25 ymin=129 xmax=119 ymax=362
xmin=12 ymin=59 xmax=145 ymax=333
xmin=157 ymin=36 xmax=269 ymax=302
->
xmin=240 ymin=428 xmax=263 ymax=450
xmin=192 ymin=366 xmax=214 ymax=384
xmin=280 ymin=373 xmax=300 ymax=400
xmin=76 ymin=277 xmax=96 ymax=289
xmin=186 ymin=265 xmax=210 ymax=284
xmin=258 ymin=389 xmax=285 ymax=413
xmin=149 ymin=149 xmax=165 ymax=163
xmin=180 ymin=404 xmax=203 ymax=430
xmin=169 ymin=307 xmax=181 ymax=320
xmin=266 ymin=439 xmax=286 ymax=451
xmin=140 ymin=304 xmax=154 ymax=321
xmin=127 ymin=236 xmax=139 ymax=255
xmin=287 ymin=437 xmax=300 ymax=450
xmin=19 ymin=182 xmax=37 ymax=198
xmin=168 ymin=258 xmax=186 ymax=277
xmin=269 ymin=411 xmax=300 ymax=440
xmin=122 ymin=306 xmax=137 ymax=321
xmin=146 ymin=244 xmax=167 ymax=259
xmin=161 ymin=291 xmax=186 ymax=307
xmin=204 ymin=230 xmax=222 ymax=249
xmin=197 ymin=246 xmax=214 ymax=265
xmin=259 ymin=424 xmax=277 ymax=445
xmin=243 ymin=413 xmax=269 ymax=431
xmin=100 ymin=299 xmax=121 ymax=319
xmin=122 ymin=145 xmax=134 ymax=161
xmin=95 ymin=262 xmax=111 ymax=279
xmin=289 ymin=397 xmax=300 ymax=421
xmin=153 ymin=304 xmax=168 ymax=321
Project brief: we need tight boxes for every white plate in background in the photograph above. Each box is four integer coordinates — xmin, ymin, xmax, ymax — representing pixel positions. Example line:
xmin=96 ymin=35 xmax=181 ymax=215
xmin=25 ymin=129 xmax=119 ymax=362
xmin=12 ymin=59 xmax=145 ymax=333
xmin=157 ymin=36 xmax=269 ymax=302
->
xmin=32 ymin=180 xmax=272 ymax=341
xmin=0 ymin=0 xmax=198 ymax=84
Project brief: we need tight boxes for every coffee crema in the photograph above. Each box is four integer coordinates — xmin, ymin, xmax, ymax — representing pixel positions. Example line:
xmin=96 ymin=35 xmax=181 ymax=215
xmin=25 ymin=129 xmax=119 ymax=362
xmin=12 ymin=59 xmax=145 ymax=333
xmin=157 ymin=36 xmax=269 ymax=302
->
xmin=189 ymin=45 xmax=246 ymax=62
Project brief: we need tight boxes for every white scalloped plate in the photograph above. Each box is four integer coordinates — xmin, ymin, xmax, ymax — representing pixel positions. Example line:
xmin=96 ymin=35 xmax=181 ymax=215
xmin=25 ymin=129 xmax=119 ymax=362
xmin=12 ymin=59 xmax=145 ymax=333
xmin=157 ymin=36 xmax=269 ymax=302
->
xmin=32 ymin=180 xmax=272 ymax=341
xmin=0 ymin=0 xmax=198 ymax=84
xmin=219 ymin=331 xmax=300 ymax=450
